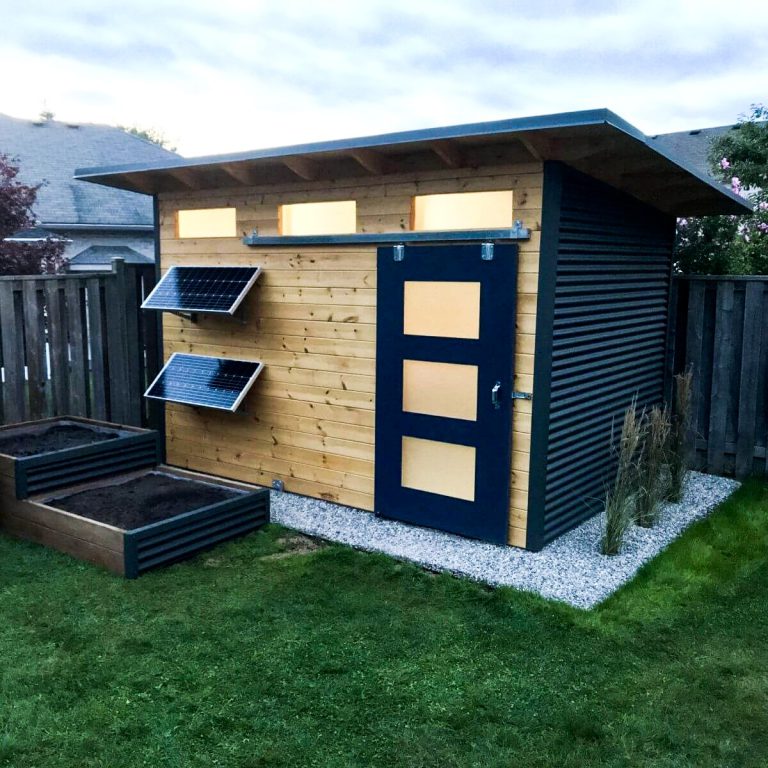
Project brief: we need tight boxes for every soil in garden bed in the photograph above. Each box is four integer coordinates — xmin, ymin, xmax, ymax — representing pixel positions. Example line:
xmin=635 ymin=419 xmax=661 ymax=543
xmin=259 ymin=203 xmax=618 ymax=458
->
xmin=53 ymin=472 xmax=243 ymax=529
xmin=0 ymin=424 xmax=119 ymax=458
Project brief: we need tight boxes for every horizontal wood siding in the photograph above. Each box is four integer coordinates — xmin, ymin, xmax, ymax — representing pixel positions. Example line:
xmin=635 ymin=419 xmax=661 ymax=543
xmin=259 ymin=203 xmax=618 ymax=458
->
xmin=159 ymin=162 xmax=542 ymax=543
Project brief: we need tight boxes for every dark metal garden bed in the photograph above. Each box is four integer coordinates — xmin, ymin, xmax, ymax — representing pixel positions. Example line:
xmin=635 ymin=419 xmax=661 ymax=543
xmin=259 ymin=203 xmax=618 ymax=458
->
xmin=0 ymin=416 xmax=160 ymax=499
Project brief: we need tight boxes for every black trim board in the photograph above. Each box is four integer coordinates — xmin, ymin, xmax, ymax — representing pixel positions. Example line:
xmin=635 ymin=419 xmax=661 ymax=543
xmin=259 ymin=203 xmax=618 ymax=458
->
xmin=525 ymin=162 xmax=563 ymax=551
xmin=152 ymin=195 xmax=167 ymax=463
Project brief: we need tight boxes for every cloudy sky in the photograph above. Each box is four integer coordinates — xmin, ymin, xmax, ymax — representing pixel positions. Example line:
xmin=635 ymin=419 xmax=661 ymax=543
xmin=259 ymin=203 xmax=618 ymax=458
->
xmin=1 ymin=0 xmax=766 ymax=157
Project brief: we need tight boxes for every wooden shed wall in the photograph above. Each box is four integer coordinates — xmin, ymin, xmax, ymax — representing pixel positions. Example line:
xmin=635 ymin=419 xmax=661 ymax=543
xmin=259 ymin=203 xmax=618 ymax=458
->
xmin=158 ymin=161 xmax=543 ymax=547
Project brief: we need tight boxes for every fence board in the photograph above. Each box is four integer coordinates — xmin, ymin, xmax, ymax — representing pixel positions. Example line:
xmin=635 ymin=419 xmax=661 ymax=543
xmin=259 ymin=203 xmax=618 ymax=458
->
xmin=86 ymin=278 xmax=108 ymax=420
xmin=0 ymin=281 xmax=25 ymax=423
xmin=0 ymin=260 xmax=157 ymax=428
xmin=44 ymin=280 xmax=70 ymax=414
xmin=673 ymin=275 xmax=768 ymax=479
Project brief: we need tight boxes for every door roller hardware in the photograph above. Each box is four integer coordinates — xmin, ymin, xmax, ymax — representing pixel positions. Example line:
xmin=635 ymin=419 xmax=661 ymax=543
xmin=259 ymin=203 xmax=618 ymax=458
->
xmin=511 ymin=391 xmax=533 ymax=401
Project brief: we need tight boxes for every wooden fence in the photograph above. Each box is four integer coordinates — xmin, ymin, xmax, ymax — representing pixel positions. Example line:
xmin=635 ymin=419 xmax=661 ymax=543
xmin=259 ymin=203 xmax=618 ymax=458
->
xmin=670 ymin=275 xmax=768 ymax=478
xmin=0 ymin=259 xmax=160 ymax=429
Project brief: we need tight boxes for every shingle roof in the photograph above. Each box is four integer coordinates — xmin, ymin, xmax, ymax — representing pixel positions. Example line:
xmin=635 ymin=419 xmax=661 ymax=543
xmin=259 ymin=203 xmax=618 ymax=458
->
xmin=649 ymin=125 xmax=738 ymax=181
xmin=2 ymin=226 xmax=64 ymax=241
xmin=0 ymin=114 xmax=178 ymax=228
xmin=68 ymin=245 xmax=154 ymax=265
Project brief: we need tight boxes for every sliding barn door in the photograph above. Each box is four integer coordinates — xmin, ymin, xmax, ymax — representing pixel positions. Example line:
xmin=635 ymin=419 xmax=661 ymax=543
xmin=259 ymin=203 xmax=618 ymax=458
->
xmin=375 ymin=242 xmax=517 ymax=544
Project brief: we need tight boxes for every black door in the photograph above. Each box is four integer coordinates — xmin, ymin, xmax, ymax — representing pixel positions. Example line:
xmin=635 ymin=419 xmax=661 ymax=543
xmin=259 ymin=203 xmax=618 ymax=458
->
xmin=374 ymin=242 xmax=517 ymax=544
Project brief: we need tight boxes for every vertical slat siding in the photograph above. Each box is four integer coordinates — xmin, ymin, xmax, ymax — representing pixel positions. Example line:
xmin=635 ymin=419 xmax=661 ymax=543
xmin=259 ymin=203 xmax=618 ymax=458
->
xmin=0 ymin=263 xmax=156 ymax=428
xmin=673 ymin=276 xmax=768 ymax=478
xmin=531 ymin=163 xmax=674 ymax=547
xmin=157 ymin=162 xmax=543 ymax=537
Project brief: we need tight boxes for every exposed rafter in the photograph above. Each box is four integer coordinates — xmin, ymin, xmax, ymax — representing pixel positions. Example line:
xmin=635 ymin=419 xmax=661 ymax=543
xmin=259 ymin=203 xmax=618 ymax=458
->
xmin=167 ymin=167 xmax=202 ymax=190
xmin=221 ymin=163 xmax=256 ymax=186
xmin=119 ymin=173 xmax=156 ymax=195
xmin=349 ymin=148 xmax=395 ymax=175
xmin=283 ymin=156 xmax=322 ymax=181
xmin=429 ymin=139 xmax=465 ymax=168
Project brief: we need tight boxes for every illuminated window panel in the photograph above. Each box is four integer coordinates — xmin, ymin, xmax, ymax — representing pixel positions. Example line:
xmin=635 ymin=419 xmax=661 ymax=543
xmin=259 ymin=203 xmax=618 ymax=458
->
xmin=403 ymin=281 xmax=481 ymax=339
xmin=176 ymin=207 xmax=237 ymax=239
xmin=402 ymin=360 xmax=478 ymax=421
xmin=401 ymin=436 xmax=476 ymax=501
xmin=279 ymin=200 xmax=356 ymax=235
xmin=412 ymin=190 xmax=513 ymax=231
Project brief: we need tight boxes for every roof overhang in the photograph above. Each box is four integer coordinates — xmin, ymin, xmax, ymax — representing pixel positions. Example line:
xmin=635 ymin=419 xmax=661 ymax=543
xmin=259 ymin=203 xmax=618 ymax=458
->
xmin=74 ymin=109 xmax=751 ymax=217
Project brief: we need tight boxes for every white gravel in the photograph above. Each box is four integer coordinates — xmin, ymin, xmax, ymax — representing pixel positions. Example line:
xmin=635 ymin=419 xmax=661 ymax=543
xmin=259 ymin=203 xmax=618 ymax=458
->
xmin=269 ymin=471 xmax=739 ymax=609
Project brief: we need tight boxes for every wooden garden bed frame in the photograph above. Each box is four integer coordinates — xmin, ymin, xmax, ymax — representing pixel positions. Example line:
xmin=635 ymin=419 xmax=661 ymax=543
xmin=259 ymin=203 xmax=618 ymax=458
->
xmin=1 ymin=466 xmax=270 ymax=578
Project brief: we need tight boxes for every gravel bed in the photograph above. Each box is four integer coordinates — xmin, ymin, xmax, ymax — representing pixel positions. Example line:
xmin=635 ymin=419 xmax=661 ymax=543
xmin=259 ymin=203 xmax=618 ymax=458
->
xmin=270 ymin=471 xmax=739 ymax=609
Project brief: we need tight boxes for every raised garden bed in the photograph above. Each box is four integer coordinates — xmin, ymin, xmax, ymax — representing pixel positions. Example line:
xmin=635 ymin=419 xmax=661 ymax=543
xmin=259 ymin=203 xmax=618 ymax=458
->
xmin=0 ymin=417 xmax=160 ymax=499
xmin=0 ymin=466 xmax=270 ymax=578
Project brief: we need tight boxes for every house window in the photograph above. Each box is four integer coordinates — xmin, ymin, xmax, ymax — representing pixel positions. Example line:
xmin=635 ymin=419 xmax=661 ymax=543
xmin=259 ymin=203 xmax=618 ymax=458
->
xmin=176 ymin=207 xmax=236 ymax=238
xmin=411 ymin=190 xmax=514 ymax=231
xmin=279 ymin=201 xmax=356 ymax=236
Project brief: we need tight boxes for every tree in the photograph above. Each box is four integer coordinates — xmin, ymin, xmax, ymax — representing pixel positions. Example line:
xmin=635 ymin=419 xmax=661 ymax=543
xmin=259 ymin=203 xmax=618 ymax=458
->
xmin=0 ymin=154 xmax=65 ymax=276
xmin=675 ymin=104 xmax=768 ymax=275
xmin=120 ymin=125 xmax=177 ymax=152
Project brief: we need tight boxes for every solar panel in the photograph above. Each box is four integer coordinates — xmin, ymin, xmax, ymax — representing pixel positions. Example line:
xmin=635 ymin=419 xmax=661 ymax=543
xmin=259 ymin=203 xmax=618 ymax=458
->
xmin=145 ymin=353 xmax=264 ymax=412
xmin=142 ymin=266 xmax=261 ymax=315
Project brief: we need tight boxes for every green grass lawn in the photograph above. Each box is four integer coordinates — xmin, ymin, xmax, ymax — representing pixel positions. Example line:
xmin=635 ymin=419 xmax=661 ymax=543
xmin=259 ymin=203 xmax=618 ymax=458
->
xmin=1 ymin=481 xmax=767 ymax=767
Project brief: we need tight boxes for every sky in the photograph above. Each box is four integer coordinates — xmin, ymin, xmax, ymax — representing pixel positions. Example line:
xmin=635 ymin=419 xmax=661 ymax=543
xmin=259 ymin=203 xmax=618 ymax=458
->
xmin=1 ymin=0 xmax=767 ymax=157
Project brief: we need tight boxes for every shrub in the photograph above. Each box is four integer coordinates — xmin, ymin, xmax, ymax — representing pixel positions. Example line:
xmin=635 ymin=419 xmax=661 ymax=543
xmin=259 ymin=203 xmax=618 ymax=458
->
xmin=636 ymin=405 xmax=671 ymax=527
xmin=601 ymin=403 xmax=645 ymax=555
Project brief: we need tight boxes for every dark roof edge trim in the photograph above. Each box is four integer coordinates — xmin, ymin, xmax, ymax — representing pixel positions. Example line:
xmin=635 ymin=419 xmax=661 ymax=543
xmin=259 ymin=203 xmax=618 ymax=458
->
xmin=74 ymin=108 xmax=632 ymax=178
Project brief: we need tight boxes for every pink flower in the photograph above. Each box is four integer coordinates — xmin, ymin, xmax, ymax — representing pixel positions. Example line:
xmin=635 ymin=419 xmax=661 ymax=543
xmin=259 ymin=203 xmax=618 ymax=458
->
xmin=758 ymin=222 xmax=768 ymax=234
xmin=720 ymin=157 xmax=731 ymax=170
xmin=731 ymin=176 xmax=742 ymax=193
xmin=678 ymin=217 xmax=689 ymax=227
xmin=759 ymin=201 xmax=768 ymax=211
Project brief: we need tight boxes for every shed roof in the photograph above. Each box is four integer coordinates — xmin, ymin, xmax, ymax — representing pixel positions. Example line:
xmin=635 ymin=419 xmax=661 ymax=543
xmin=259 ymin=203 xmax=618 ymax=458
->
xmin=0 ymin=113 xmax=179 ymax=228
xmin=74 ymin=109 xmax=751 ymax=217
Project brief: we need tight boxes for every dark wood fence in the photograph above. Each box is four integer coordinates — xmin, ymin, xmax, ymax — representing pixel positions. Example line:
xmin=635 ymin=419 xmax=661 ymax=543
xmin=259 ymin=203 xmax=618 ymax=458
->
xmin=670 ymin=275 xmax=768 ymax=478
xmin=0 ymin=259 xmax=160 ymax=429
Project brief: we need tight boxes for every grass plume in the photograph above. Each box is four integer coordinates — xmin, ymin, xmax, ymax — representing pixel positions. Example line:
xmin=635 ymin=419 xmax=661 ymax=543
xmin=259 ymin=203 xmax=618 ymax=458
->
xmin=601 ymin=401 xmax=645 ymax=555
xmin=667 ymin=369 xmax=693 ymax=503
xmin=636 ymin=405 xmax=672 ymax=527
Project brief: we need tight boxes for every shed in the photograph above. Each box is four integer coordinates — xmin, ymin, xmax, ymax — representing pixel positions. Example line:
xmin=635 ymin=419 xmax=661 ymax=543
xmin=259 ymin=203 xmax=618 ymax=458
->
xmin=75 ymin=108 xmax=749 ymax=550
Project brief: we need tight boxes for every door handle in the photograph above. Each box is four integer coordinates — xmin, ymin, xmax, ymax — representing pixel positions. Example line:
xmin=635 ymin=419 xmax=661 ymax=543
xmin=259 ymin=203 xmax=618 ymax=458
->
xmin=491 ymin=381 xmax=502 ymax=409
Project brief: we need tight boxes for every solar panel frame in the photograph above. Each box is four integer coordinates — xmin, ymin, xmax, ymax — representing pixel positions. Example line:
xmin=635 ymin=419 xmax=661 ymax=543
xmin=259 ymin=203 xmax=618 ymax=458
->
xmin=141 ymin=265 xmax=261 ymax=315
xmin=144 ymin=352 xmax=264 ymax=412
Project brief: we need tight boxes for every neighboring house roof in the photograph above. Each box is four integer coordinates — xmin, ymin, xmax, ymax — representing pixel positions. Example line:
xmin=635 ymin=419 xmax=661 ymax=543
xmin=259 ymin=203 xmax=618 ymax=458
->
xmin=649 ymin=125 xmax=738 ymax=181
xmin=67 ymin=245 xmax=154 ymax=266
xmin=2 ymin=226 xmax=68 ymax=242
xmin=75 ymin=108 xmax=750 ymax=217
xmin=0 ymin=113 xmax=179 ymax=229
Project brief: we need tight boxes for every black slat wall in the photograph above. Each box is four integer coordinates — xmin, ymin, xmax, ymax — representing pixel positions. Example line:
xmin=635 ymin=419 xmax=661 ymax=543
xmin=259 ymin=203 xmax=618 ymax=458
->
xmin=527 ymin=163 xmax=675 ymax=549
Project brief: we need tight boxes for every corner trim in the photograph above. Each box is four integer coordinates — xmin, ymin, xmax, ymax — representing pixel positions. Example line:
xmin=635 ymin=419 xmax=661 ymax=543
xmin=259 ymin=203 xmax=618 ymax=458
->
xmin=525 ymin=161 xmax=563 ymax=551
